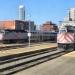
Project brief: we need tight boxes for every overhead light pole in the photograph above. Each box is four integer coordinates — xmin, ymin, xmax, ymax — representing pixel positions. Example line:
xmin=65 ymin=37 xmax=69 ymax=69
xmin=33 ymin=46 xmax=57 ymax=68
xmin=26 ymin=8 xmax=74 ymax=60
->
xmin=28 ymin=15 xmax=31 ymax=47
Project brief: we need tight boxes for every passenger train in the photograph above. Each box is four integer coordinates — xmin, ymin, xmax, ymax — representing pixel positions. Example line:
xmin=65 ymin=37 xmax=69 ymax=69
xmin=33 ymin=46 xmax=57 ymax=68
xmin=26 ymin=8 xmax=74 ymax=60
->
xmin=57 ymin=25 xmax=75 ymax=50
xmin=0 ymin=29 xmax=57 ymax=43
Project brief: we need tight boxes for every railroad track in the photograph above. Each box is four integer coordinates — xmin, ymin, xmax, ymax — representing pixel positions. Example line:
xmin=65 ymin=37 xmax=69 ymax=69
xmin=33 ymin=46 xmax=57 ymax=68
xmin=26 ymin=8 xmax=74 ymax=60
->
xmin=0 ymin=44 xmax=28 ymax=51
xmin=0 ymin=47 xmax=70 ymax=75
xmin=0 ymin=42 xmax=50 ymax=51
xmin=0 ymin=43 xmax=42 ymax=51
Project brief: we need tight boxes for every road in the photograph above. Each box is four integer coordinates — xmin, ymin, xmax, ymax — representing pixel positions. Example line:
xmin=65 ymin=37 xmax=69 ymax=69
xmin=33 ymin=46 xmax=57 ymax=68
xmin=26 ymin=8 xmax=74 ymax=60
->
xmin=14 ymin=51 xmax=75 ymax=75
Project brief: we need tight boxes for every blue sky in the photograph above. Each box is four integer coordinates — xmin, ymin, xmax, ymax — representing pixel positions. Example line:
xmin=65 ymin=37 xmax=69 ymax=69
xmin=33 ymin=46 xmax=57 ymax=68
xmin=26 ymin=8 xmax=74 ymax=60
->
xmin=0 ymin=0 xmax=75 ymax=25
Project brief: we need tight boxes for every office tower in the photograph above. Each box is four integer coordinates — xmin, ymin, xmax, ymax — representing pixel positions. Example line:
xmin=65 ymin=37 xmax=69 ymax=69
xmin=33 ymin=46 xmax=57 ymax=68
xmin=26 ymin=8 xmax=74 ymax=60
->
xmin=69 ymin=8 xmax=75 ymax=21
xmin=19 ymin=5 xmax=25 ymax=20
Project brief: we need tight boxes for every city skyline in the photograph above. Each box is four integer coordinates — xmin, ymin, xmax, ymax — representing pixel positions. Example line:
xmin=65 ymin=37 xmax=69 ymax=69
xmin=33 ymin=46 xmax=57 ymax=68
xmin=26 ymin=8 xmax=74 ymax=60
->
xmin=0 ymin=0 xmax=75 ymax=25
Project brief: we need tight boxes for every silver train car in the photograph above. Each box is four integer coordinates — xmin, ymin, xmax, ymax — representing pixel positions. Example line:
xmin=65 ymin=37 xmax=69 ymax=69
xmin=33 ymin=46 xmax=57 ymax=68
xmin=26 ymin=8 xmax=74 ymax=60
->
xmin=57 ymin=26 xmax=75 ymax=50
xmin=0 ymin=30 xmax=28 ymax=43
xmin=0 ymin=30 xmax=57 ymax=43
xmin=30 ymin=31 xmax=57 ymax=42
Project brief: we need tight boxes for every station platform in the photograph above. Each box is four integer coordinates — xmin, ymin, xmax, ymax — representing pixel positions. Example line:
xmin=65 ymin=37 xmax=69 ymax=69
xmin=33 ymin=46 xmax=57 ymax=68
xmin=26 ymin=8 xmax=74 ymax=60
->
xmin=63 ymin=51 xmax=75 ymax=57
xmin=0 ymin=43 xmax=57 ymax=57
xmin=0 ymin=43 xmax=26 ymax=47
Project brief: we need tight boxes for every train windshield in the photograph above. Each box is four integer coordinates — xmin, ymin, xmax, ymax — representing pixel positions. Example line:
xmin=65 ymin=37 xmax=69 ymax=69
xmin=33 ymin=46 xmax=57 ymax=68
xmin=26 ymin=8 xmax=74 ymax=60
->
xmin=67 ymin=27 xmax=74 ymax=33
xmin=59 ymin=26 xmax=74 ymax=33
xmin=66 ymin=26 xmax=74 ymax=33
xmin=67 ymin=29 xmax=74 ymax=33
xmin=59 ymin=29 xmax=67 ymax=33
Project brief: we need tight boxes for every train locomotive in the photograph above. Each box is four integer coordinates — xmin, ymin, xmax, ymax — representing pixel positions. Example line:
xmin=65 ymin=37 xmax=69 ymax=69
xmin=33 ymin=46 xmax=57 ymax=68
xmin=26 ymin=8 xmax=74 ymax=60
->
xmin=57 ymin=25 xmax=75 ymax=51
xmin=0 ymin=30 xmax=28 ymax=43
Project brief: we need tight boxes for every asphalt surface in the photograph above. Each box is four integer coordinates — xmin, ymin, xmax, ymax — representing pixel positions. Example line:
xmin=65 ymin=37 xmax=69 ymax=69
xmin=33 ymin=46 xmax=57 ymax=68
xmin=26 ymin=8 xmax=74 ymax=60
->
xmin=14 ymin=51 xmax=75 ymax=75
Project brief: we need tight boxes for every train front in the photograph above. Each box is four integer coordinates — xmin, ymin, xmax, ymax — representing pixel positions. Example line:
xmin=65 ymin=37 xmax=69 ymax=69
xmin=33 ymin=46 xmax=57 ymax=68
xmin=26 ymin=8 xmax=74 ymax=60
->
xmin=57 ymin=26 xmax=74 ymax=51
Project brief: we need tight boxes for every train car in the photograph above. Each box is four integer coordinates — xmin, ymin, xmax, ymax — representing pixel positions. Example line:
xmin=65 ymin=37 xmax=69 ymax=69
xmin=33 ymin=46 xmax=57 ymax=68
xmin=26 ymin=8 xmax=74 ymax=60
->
xmin=29 ymin=30 xmax=40 ymax=42
xmin=42 ymin=31 xmax=57 ymax=41
xmin=30 ymin=30 xmax=57 ymax=42
xmin=0 ymin=29 xmax=28 ymax=43
xmin=57 ymin=26 xmax=75 ymax=51
xmin=0 ymin=29 xmax=57 ymax=43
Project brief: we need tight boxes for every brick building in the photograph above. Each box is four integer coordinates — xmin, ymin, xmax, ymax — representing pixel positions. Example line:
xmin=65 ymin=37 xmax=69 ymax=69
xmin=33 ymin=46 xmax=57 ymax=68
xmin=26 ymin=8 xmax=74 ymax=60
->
xmin=40 ymin=21 xmax=58 ymax=32
xmin=0 ymin=20 xmax=36 ymax=31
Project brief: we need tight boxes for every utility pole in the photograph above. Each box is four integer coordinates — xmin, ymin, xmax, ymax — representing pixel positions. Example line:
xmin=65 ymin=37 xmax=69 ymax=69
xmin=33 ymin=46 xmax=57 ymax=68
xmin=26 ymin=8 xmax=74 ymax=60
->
xmin=28 ymin=21 xmax=31 ymax=47
xmin=28 ymin=15 xmax=31 ymax=47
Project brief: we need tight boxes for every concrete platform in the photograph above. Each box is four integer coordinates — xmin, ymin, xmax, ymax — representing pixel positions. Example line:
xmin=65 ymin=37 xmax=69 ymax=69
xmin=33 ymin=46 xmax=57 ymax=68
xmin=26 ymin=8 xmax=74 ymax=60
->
xmin=14 ymin=51 xmax=75 ymax=75
xmin=0 ymin=43 xmax=25 ymax=47
xmin=0 ymin=43 xmax=57 ymax=57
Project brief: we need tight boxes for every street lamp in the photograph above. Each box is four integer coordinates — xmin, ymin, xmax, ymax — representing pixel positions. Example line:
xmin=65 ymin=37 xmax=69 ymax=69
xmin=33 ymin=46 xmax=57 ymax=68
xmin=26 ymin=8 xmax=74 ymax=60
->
xmin=28 ymin=20 xmax=31 ymax=47
xmin=27 ymin=14 xmax=31 ymax=47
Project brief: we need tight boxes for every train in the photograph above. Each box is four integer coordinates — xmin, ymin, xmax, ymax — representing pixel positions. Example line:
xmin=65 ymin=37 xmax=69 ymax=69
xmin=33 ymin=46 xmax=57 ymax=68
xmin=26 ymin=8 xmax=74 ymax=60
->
xmin=57 ymin=25 xmax=75 ymax=51
xmin=0 ymin=29 xmax=57 ymax=43
xmin=0 ymin=30 xmax=28 ymax=43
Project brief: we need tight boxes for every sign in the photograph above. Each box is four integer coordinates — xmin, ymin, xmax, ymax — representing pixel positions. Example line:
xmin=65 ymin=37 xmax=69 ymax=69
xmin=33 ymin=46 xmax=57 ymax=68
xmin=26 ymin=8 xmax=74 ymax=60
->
xmin=28 ymin=33 xmax=31 ymax=37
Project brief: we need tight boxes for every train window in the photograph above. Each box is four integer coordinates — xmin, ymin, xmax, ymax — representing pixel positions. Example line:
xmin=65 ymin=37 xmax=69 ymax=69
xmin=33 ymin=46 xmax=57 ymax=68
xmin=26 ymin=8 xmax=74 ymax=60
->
xmin=59 ymin=30 xmax=66 ymax=33
xmin=67 ymin=29 xmax=74 ymax=33
xmin=66 ymin=26 xmax=74 ymax=33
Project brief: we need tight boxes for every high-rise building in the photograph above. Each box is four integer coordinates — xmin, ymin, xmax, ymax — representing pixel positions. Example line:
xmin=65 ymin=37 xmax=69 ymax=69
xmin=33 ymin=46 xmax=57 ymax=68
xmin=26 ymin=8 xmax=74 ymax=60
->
xmin=69 ymin=8 xmax=75 ymax=21
xmin=19 ymin=5 xmax=25 ymax=20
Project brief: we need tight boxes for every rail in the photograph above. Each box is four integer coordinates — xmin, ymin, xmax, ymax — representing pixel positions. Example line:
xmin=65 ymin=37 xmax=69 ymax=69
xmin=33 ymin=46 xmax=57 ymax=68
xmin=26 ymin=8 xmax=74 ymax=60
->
xmin=0 ymin=47 xmax=71 ymax=75
xmin=0 ymin=42 xmax=54 ymax=51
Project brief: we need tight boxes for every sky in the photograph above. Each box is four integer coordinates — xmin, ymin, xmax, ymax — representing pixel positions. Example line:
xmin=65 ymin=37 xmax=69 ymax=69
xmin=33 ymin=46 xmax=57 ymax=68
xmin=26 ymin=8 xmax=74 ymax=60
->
xmin=0 ymin=0 xmax=75 ymax=25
